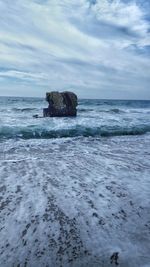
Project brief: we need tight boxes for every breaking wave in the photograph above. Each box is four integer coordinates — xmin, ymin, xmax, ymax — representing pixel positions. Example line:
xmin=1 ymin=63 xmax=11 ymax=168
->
xmin=0 ymin=125 xmax=150 ymax=140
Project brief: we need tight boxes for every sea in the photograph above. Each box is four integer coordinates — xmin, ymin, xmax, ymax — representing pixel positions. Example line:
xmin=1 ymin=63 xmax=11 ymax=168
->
xmin=0 ymin=97 xmax=150 ymax=267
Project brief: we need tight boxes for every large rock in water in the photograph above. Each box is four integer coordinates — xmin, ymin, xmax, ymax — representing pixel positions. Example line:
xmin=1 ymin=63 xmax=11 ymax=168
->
xmin=43 ymin=91 xmax=78 ymax=117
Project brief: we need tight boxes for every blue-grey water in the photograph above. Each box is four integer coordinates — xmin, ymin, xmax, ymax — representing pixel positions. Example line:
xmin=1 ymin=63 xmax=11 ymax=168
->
xmin=0 ymin=97 xmax=150 ymax=139
xmin=0 ymin=97 xmax=150 ymax=267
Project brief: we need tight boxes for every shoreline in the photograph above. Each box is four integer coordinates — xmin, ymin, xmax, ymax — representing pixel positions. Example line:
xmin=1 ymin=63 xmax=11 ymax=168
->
xmin=0 ymin=135 xmax=150 ymax=266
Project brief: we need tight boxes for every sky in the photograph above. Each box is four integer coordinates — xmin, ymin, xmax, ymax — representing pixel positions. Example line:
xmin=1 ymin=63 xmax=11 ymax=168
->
xmin=0 ymin=0 xmax=150 ymax=99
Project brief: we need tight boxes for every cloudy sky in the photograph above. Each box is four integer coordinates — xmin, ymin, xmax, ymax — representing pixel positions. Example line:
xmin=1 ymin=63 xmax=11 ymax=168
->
xmin=0 ymin=0 xmax=150 ymax=99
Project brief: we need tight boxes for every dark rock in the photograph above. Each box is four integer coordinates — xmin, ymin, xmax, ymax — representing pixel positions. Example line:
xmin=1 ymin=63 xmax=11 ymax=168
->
xmin=43 ymin=91 xmax=78 ymax=117
xmin=33 ymin=114 xmax=39 ymax=118
xmin=110 ymin=252 xmax=119 ymax=265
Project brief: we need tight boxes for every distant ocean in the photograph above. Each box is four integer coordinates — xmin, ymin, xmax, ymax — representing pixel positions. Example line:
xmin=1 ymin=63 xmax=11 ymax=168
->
xmin=0 ymin=97 xmax=150 ymax=267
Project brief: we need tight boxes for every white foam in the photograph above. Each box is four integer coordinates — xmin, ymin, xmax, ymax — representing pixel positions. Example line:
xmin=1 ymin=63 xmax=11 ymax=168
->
xmin=0 ymin=135 xmax=150 ymax=266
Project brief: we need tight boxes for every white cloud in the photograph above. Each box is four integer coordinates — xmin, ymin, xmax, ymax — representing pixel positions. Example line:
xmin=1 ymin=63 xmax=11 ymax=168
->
xmin=91 ymin=0 xmax=148 ymax=34
xmin=0 ymin=0 xmax=150 ymax=98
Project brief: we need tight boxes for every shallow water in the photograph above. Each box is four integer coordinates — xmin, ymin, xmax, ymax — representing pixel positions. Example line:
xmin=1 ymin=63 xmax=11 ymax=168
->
xmin=0 ymin=97 xmax=150 ymax=266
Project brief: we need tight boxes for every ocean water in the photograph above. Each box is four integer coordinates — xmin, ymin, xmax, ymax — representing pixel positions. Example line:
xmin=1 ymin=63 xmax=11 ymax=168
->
xmin=0 ymin=97 xmax=150 ymax=267
xmin=0 ymin=97 xmax=150 ymax=140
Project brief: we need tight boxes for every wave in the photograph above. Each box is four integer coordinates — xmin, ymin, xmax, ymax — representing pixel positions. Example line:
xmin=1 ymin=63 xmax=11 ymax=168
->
xmin=78 ymin=108 xmax=94 ymax=112
xmin=109 ymin=108 xmax=124 ymax=113
xmin=78 ymin=108 xmax=125 ymax=113
xmin=12 ymin=108 xmax=38 ymax=112
xmin=0 ymin=125 xmax=150 ymax=140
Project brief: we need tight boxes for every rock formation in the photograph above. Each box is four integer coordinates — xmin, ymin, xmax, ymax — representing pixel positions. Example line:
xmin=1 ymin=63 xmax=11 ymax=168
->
xmin=43 ymin=91 xmax=78 ymax=117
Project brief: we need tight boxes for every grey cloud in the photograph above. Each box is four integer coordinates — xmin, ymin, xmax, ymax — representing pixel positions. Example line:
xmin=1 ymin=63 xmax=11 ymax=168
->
xmin=69 ymin=16 xmax=140 ymax=41
xmin=0 ymin=0 xmax=149 ymax=99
